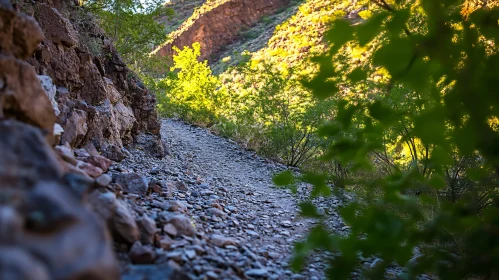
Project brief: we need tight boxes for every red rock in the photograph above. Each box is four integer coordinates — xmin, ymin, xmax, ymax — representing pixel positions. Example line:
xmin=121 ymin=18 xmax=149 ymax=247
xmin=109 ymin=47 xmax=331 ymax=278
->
xmin=153 ymin=0 xmax=290 ymax=62
xmin=76 ymin=160 xmax=103 ymax=179
xmin=129 ymin=241 xmax=156 ymax=264
xmin=83 ymin=154 xmax=113 ymax=172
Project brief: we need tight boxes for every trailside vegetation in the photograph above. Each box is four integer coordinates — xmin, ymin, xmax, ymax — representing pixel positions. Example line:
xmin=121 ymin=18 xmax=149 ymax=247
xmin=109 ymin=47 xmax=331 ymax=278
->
xmin=93 ymin=0 xmax=499 ymax=278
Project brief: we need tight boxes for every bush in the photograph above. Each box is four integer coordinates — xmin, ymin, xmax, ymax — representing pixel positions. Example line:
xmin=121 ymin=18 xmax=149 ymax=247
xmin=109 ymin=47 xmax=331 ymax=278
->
xmin=274 ymin=1 xmax=499 ymax=279
xmin=154 ymin=43 xmax=225 ymax=126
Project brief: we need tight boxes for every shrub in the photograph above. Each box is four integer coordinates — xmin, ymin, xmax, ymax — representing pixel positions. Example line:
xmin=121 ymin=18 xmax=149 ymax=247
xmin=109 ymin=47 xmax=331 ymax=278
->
xmin=274 ymin=1 xmax=499 ymax=279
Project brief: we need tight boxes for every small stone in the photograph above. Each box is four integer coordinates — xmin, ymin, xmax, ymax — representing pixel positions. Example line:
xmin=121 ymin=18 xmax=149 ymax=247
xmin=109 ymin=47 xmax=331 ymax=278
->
xmin=245 ymin=268 xmax=268 ymax=277
xmin=185 ymin=249 xmax=196 ymax=259
xmin=165 ymin=251 xmax=183 ymax=262
xmin=167 ymin=201 xmax=187 ymax=213
xmin=129 ymin=241 xmax=156 ymax=264
xmin=163 ymin=223 xmax=178 ymax=237
xmin=168 ymin=215 xmax=196 ymax=236
xmin=206 ymin=271 xmax=219 ymax=279
xmin=95 ymin=174 xmax=112 ymax=187
xmin=174 ymin=181 xmax=188 ymax=192
xmin=210 ymin=234 xmax=238 ymax=247
xmin=246 ymin=230 xmax=259 ymax=237
xmin=208 ymin=208 xmax=226 ymax=217
xmin=157 ymin=235 xmax=174 ymax=250
xmin=76 ymin=160 xmax=103 ymax=178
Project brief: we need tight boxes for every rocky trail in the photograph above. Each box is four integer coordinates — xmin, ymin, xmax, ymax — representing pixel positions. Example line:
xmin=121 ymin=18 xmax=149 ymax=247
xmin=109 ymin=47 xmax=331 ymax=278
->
xmin=114 ymin=119 xmax=330 ymax=279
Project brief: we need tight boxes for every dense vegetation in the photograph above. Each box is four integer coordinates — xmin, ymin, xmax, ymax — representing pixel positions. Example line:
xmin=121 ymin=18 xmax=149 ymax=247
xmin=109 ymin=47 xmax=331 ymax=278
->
xmin=80 ymin=0 xmax=173 ymax=70
xmin=92 ymin=0 xmax=499 ymax=278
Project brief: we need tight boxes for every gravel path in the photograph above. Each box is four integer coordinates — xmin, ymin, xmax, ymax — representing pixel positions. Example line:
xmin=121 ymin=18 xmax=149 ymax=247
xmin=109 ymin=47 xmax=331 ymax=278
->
xmin=117 ymin=119 xmax=328 ymax=279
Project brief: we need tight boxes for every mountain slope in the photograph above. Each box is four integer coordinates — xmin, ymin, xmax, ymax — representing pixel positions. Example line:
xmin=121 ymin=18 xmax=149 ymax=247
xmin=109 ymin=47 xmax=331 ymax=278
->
xmin=153 ymin=0 xmax=291 ymax=62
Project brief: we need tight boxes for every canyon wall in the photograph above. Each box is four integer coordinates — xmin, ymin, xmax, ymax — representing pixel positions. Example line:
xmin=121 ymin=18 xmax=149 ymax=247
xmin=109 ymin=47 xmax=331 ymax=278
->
xmin=17 ymin=0 xmax=164 ymax=160
xmin=154 ymin=0 xmax=290 ymax=62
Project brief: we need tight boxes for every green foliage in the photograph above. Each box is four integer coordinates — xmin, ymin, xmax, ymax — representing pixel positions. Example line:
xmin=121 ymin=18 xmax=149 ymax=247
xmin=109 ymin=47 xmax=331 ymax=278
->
xmin=82 ymin=0 xmax=172 ymax=67
xmin=284 ymin=0 xmax=499 ymax=279
xmin=154 ymin=43 xmax=225 ymax=125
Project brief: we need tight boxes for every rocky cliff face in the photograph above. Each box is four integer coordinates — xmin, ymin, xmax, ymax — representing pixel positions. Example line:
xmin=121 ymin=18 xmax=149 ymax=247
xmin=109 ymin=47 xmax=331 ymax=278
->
xmin=154 ymin=0 xmax=290 ymax=62
xmin=17 ymin=0 xmax=163 ymax=160
xmin=0 ymin=1 xmax=120 ymax=279
xmin=0 ymin=0 xmax=174 ymax=278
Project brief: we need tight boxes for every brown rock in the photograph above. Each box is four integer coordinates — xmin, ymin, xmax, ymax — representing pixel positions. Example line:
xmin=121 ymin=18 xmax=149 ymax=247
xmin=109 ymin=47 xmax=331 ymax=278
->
xmin=163 ymin=223 xmax=178 ymax=237
xmin=152 ymin=0 xmax=290 ymax=62
xmin=129 ymin=241 xmax=156 ymax=264
xmin=174 ymin=181 xmax=188 ymax=192
xmin=76 ymin=160 xmax=103 ymax=178
xmin=136 ymin=215 xmax=157 ymax=245
xmin=102 ymin=144 xmax=125 ymax=162
xmin=0 ymin=7 xmax=44 ymax=59
xmin=114 ymin=173 xmax=148 ymax=195
xmin=157 ymin=235 xmax=174 ymax=250
xmin=83 ymin=154 xmax=112 ymax=172
xmin=0 ymin=56 xmax=56 ymax=136
xmin=35 ymin=3 xmax=79 ymax=47
xmin=61 ymin=109 xmax=88 ymax=147
xmin=19 ymin=182 xmax=119 ymax=280
xmin=87 ymin=190 xmax=117 ymax=221
xmin=54 ymin=144 xmax=78 ymax=166
xmin=210 ymin=234 xmax=238 ymax=247
xmin=112 ymin=199 xmax=140 ymax=244
xmin=167 ymin=200 xmax=188 ymax=213
xmin=167 ymin=214 xmax=196 ymax=237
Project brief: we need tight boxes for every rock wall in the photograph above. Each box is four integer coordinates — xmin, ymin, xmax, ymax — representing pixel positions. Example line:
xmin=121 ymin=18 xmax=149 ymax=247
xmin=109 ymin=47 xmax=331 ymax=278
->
xmin=17 ymin=0 xmax=163 ymax=160
xmin=0 ymin=1 xmax=119 ymax=278
xmin=154 ymin=0 xmax=290 ymax=62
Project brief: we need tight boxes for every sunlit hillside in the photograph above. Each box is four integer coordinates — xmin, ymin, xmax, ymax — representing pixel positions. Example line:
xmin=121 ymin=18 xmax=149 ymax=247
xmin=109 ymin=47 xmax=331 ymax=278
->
xmin=160 ymin=0 xmax=207 ymax=34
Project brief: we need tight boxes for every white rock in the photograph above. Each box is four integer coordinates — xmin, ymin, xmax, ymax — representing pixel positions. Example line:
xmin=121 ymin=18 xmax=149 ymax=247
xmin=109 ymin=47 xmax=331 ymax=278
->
xmin=37 ymin=75 xmax=60 ymax=116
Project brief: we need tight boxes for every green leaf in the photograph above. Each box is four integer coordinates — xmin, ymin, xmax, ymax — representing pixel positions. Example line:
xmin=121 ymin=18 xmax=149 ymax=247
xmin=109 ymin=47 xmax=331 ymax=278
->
xmin=430 ymin=146 xmax=454 ymax=166
xmin=356 ymin=11 xmax=388 ymax=46
xmin=273 ymin=170 xmax=295 ymax=186
xmin=368 ymin=100 xmax=396 ymax=124
xmin=373 ymin=38 xmax=414 ymax=77
xmin=299 ymin=202 xmax=320 ymax=218
xmin=413 ymin=108 xmax=446 ymax=145
xmin=324 ymin=20 xmax=355 ymax=53
xmin=386 ymin=8 xmax=410 ymax=35
xmin=347 ymin=67 xmax=367 ymax=83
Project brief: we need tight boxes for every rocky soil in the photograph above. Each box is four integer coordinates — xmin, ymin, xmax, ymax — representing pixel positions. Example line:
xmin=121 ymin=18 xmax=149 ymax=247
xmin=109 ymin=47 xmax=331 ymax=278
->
xmin=111 ymin=119 xmax=333 ymax=279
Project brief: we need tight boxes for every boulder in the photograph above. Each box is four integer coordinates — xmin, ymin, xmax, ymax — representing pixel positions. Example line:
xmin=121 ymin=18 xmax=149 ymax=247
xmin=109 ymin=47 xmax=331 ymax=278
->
xmin=34 ymin=3 xmax=79 ymax=47
xmin=0 ymin=120 xmax=62 ymax=188
xmin=82 ymin=154 xmax=113 ymax=172
xmin=129 ymin=241 xmax=156 ymax=264
xmin=160 ymin=213 xmax=196 ymax=237
xmin=0 ymin=56 xmax=56 ymax=136
xmin=112 ymin=199 xmax=140 ymax=244
xmin=136 ymin=215 xmax=157 ymax=245
xmin=0 ymin=6 xmax=44 ymax=59
xmin=114 ymin=173 xmax=148 ymax=195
